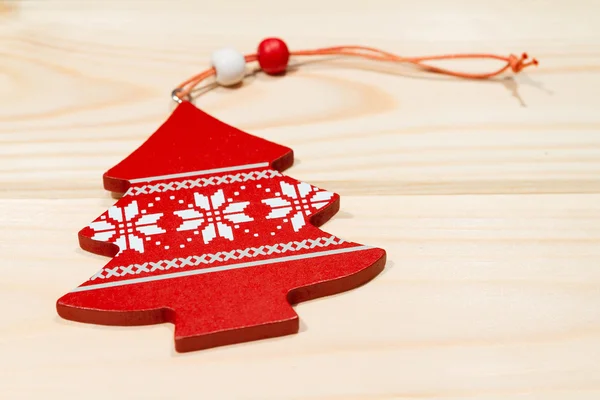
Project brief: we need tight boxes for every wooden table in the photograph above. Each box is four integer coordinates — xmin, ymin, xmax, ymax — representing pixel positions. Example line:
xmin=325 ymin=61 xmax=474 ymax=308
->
xmin=2 ymin=1 xmax=600 ymax=398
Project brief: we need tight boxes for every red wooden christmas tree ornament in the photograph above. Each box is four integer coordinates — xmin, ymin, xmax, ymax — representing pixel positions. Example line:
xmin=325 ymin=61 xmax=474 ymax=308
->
xmin=57 ymin=102 xmax=386 ymax=352
xmin=56 ymin=38 xmax=538 ymax=353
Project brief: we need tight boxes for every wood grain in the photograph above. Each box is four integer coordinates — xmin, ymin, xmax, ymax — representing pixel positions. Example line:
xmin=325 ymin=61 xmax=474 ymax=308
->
xmin=2 ymin=0 xmax=600 ymax=398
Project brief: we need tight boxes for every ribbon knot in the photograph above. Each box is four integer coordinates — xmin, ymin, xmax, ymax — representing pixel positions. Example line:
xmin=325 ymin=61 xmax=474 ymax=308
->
xmin=509 ymin=53 xmax=539 ymax=74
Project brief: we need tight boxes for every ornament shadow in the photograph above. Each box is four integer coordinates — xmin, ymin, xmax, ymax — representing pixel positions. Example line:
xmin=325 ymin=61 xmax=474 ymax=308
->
xmin=285 ymin=56 xmax=550 ymax=107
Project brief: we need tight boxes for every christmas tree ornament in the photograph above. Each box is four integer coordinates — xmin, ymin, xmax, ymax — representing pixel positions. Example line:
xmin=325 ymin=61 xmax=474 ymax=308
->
xmin=56 ymin=38 xmax=538 ymax=353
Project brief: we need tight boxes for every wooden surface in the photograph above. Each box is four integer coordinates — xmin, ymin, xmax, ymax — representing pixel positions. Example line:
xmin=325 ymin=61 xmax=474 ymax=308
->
xmin=2 ymin=0 xmax=600 ymax=398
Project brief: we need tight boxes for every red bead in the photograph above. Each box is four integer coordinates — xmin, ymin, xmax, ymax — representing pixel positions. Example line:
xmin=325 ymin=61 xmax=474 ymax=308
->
xmin=257 ymin=38 xmax=290 ymax=75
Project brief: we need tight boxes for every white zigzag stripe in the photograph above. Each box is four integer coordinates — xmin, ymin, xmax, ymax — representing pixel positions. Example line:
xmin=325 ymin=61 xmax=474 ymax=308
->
xmin=124 ymin=169 xmax=281 ymax=196
xmin=73 ymin=245 xmax=372 ymax=293
xmin=89 ymin=236 xmax=345 ymax=281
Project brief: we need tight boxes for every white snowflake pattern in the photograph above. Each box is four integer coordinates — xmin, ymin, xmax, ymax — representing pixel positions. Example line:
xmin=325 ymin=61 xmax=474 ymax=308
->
xmin=262 ymin=181 xmax=334 ymax=232
xmin=88 ymin=201 xmax=165 ymax=255
xmin=174 ymin=189 xmax=253 ymax=244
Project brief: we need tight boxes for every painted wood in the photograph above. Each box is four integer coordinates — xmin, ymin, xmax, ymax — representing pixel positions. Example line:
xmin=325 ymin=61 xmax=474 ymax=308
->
xmin=56 ymin=101 xmax=385 ymax=352
xmin=2 ymin=0 xmax=600 ymax=398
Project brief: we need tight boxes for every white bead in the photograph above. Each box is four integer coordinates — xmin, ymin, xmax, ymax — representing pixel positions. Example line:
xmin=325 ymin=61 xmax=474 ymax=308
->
xmin=210 ymin=47 xmax=246 ymax=86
